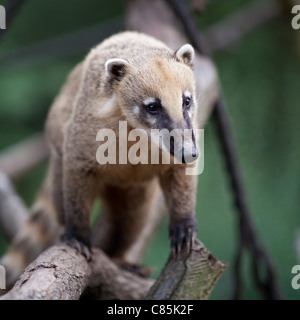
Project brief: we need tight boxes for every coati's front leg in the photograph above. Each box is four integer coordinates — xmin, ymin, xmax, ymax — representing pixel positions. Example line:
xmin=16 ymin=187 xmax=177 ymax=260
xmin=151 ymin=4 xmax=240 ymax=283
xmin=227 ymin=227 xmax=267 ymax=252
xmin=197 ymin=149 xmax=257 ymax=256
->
xmin=61 ymin=154 xmax=97 ymax=260
xmin=160 ymin=166 xmax=198 ymax=257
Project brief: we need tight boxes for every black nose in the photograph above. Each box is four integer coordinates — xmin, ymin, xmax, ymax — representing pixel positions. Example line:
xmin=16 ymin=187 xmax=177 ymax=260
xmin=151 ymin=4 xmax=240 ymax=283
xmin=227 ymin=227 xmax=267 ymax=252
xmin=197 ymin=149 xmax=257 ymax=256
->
xmin=182 ymin=145 xmax=199 ymax=164
xmin=192 ymin=146 xmax=198 ymax=158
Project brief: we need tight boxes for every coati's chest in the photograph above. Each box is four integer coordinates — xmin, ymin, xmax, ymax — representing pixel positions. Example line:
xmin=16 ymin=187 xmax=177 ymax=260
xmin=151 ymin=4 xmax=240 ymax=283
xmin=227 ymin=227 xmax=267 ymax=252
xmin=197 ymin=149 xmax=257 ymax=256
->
xmin=95 ymin=132 xmax=173 ymax=186
xmin=98 ymin=162 xmax=167 ymax=187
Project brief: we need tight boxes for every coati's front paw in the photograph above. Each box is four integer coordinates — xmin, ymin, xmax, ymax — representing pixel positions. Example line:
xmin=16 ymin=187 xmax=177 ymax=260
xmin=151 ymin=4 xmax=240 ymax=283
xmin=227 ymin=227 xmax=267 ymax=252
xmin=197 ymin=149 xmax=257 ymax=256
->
xmin=169 ymin=216 xmax=197 ymax=258
xmin=61 ymin=234 xmax=92 ymax=261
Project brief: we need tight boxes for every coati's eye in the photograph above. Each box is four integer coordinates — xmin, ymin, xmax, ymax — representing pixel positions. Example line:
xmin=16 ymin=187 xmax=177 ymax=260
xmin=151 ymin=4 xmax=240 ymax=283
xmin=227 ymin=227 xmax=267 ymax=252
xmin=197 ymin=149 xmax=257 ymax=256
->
xmin=183 ymin=96 xmax=192 ymax=109
xmin=147 ymin=103 xmax=159 ymax=114
xmin=143 ymin=98 xmax=162 ymax=115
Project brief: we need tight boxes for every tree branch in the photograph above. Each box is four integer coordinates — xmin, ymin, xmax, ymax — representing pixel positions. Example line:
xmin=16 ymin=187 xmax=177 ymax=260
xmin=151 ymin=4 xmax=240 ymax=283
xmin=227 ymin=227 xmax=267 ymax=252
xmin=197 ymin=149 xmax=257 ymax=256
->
xmin=1 ymin=243 xmax=91 ymax=299
xmin=1 ymin=243 xmax=154 ymax=300
xmin=1 ymin=240 xmax=226 ymax=300
xmin=0 ymin=172 xmax=27 ymax=241
xmin=204 ymin=0 xmax=282 ymax=52
xmin=0 ymin=133 xmax=49 ymax=181
xmin=146 ymin=240 xmax=226 ymax=300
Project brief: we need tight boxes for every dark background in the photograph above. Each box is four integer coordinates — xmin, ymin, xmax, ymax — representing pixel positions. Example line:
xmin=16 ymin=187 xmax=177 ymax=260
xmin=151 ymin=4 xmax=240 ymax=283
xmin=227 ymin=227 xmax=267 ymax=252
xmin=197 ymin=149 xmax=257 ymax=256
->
xmin=0 ymin=0 xmax=299 ymax=299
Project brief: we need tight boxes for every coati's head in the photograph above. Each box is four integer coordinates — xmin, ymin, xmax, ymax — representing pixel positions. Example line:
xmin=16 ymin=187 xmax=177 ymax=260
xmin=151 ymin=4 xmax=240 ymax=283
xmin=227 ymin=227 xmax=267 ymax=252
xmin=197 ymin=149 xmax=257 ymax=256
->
xmin=105 ymin=44 xmax=198 ymax=164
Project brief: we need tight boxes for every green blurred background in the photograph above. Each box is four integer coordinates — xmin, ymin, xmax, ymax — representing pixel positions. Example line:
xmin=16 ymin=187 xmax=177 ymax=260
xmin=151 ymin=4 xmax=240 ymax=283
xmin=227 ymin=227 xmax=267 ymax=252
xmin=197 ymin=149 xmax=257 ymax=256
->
xmin=0 ymin=0 xmax=299 ymax=299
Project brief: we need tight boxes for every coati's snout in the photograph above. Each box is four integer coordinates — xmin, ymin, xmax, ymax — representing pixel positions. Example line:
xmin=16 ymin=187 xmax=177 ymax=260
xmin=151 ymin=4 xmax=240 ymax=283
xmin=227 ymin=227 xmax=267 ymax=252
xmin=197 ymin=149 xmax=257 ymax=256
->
xmin=168 ymin=128 xmax=199 ymax=164
xmin=180 ymin=141 xmax=199 ymax=164
xmin=183 ymin=145 xmax=199 ymax=164
xmin=170 ymin=142 xmax=199 ymax=164
xmin=167 ymin=93 xmax=199 ymax=164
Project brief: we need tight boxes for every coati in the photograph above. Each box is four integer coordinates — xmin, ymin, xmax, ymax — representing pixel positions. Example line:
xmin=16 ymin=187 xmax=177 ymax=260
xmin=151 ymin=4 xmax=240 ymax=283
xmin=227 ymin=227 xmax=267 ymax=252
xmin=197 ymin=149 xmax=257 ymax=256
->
xmin=1 ymin=31 xmax=200 ymax=282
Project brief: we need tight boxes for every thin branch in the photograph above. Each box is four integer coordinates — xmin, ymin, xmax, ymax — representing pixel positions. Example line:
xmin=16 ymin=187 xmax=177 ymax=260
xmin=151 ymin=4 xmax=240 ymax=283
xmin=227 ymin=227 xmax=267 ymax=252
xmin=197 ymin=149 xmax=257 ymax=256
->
xmin=213 ymin=99 xmax=282 ymax=300
xmin=0 ymin=172 xmax=27 ymax=241
xmin=0 ymin=133 xmax=49 ymax=180
xmin=204 ymin=0 xmax=282 ymax=52
xmin=0 ymin=18 xmax=124 ymax=72
xmin=165 ymin=0 xmax=209 ymax=55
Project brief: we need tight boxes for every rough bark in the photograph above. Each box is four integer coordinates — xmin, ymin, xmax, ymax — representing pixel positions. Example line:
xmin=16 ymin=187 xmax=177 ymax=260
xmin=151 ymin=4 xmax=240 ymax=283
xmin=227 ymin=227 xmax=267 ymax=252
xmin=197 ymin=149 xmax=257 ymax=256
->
xmin=1 ymin=243 xmax=154 ymax=300
xmin=146 ymin=240 xmax=227 ymax=300
xmin=1 ymin=244 xmax=91 ymax=300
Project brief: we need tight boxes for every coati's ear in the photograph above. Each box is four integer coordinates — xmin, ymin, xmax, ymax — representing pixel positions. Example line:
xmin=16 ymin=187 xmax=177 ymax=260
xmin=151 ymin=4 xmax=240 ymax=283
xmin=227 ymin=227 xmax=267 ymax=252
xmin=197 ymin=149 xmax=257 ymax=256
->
xmin=175 ymin=44 xmax=195 ymax=67
xmin=105 ymin=58 xmax=129 ymax=81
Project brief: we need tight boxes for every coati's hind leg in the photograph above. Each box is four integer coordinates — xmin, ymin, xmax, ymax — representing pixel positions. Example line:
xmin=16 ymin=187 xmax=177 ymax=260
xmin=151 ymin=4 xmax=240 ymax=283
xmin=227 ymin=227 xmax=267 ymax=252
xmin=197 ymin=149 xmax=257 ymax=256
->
xmin=93 ymin=178 xmax=166 ymax=275
xmin=0 ymin=171 xmax=62 ymax=288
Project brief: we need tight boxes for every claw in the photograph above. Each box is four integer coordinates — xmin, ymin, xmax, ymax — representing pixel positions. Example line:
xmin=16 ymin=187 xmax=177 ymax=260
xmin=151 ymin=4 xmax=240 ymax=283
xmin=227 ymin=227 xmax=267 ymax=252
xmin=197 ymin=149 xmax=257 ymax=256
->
xmin=169 ymin=216 xmax=197 ymax=259
xmin=186 ymin=227 xmax=192 ymax=254
xmin=191 ymin=231 xmax=196 ymax=247
xmin=177 ymin=225 xmax=185 ymax=255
